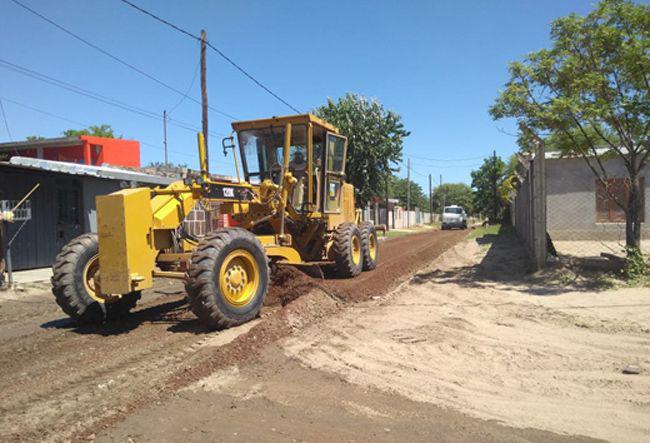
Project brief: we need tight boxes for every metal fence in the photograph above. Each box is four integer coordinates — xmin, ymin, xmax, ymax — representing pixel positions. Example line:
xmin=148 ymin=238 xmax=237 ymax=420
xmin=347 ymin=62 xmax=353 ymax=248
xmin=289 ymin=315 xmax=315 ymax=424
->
xmin=184 ymin=202 xmax=437 ymax=237
xmin=362 ymin=206 xmax=433 ymax=229
xmin=511 ymin=140 xmax=649 ymax=268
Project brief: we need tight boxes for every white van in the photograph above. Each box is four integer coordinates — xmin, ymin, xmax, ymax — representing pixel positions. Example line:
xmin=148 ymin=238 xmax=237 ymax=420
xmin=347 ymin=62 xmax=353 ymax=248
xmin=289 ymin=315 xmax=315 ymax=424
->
xmin=442 ymin=205 xmax=467 ymax=230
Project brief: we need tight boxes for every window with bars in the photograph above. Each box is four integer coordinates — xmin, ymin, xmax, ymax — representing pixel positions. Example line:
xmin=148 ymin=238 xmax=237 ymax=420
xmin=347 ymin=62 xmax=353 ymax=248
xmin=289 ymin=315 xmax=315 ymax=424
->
xmin=595 ymin=178 xmax=645 ymax=223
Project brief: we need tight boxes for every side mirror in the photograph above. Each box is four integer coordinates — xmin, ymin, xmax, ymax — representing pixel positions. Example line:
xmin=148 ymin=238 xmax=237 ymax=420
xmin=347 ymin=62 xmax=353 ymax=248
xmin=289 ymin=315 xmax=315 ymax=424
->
xmin=222 ymin=135 xmax=235 ymax=157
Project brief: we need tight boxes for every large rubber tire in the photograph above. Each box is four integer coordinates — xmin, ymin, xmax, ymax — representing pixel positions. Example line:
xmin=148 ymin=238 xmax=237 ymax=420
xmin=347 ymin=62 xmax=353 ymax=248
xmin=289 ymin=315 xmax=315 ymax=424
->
xmin=51 ymin=233 xmax=140 ymax=324
xmin=330 ymin=223 xmax=363 ymax=278
xmin=185 ymin=228 xmax=269 ymax=330
xmin=360 ymin=222 xmax=378 ymax=271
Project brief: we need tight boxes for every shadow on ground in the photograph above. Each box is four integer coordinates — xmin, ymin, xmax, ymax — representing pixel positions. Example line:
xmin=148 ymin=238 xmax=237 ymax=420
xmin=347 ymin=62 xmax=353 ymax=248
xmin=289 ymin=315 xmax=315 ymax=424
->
xmin=412 ymin=226 xmax=617 ymax=296
xmin=40 ymin=289 xmax=211 ymax=336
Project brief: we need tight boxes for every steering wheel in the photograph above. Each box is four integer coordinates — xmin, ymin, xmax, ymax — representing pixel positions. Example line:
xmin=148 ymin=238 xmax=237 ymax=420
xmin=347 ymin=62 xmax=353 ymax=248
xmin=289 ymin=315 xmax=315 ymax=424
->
xmin=270 ymin=163 xmax=283 ymax=184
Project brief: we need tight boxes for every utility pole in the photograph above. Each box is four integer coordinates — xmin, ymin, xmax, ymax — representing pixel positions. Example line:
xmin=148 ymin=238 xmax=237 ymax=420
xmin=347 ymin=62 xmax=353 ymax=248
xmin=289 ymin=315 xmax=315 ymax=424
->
xmin=385 ymin=175 xmax=389 ymax=231
xmin=163 ymin=110 xmax=168 ymax=165
xmin=440 ymin=174 xmax=445 ymax=218
xmin=492 ymin=149 xmax=498 ymax=223
xmin=406 ymin=158 xmax=411 ymax=228
xmin=428 ymin=173 xmax=432 ymax=224
xmin=200 ymin=30 xmax=209 ymax=167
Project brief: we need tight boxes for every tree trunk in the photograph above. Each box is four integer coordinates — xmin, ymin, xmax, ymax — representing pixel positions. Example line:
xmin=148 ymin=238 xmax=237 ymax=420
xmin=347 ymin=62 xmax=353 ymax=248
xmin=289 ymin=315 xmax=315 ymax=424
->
xmin=625 ymin=174 xmax=642 ymax=250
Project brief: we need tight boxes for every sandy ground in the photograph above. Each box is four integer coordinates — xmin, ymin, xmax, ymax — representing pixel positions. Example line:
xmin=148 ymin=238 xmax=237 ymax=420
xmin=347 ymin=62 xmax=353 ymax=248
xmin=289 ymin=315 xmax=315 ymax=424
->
xmin=4 ymin=227 xmax=647 ymax=442
xmin=553 ymin=239 xmax=650 ymax=259
xmin=0 ymin=229 xmax=470 ymax=442
xmin=284 ymin=231 xmax=650 ymax=442
xmin=98 ymin=347 xmax=587 ymax=443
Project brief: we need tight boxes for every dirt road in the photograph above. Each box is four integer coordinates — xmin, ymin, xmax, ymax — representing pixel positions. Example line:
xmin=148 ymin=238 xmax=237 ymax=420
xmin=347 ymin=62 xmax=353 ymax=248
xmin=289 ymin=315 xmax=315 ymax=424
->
xmin=93 ymin=228 xmax=630 ymax=443
xmin=0 ymin=228 xmax=467 ymax=442
xmin=284 ymin=231 xmax=650 ymax=442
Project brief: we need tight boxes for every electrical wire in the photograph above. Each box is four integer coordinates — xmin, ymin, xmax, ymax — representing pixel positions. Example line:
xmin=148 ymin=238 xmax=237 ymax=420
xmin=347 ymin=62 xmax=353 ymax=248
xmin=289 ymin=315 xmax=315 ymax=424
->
xmin=9 ymin=0 xmax=238 ymax=120
xmin=167 ymin=60 xmax=200 ymax=116
xmin=405 ymin=152 xmax=486 ymax=162
xmin=0 ymin=95 xmax=232 ymax=166
xmin=0 ymin=58 xmax=226 ymax=137
xmin=0 ymin=99 xmax=14 ymax=141
xmin=117 ymin=0 xmax=301 ymax=114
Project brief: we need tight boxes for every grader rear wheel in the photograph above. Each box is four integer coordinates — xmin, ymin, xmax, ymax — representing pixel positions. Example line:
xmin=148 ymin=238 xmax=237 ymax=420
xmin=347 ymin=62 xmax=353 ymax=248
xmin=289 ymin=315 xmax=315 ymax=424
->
xmin=185 ymin=228 xmax=269 ymax=330
xmin=51 ymin=233 xmax=140 ymax=324
xmin=330 ymin=223 xmax=363 ymax=278
xmin=360 ymin=222 xmax=378 ymax=271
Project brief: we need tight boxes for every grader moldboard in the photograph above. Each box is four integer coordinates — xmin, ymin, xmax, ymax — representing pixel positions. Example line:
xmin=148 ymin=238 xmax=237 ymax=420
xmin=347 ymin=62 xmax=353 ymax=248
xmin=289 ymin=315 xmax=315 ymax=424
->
xmin=51 ymin=114 xmax=378 ymax=329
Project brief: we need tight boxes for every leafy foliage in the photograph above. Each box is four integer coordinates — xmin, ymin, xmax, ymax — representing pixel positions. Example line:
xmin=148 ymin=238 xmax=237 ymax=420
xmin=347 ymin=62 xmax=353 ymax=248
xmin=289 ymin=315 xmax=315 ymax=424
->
xmin=63 ymin=124 xmax=119 ymax=138
xmin=490 ymin=0 xmax=649 ymax=249
xmin=432 ymin=183 xmax=474 ymax=214
xmin=622 ymin=246 xmax=647 ymax=280
xmin=25 ymin=135 xmax=45 ymax=141
xmin=383 ymin=175 xmax=429 ymax=211
xmin=471 ymin=155 xmax=508 ymax=222
xmin=314 ymin=93 xmax=409 ymax=205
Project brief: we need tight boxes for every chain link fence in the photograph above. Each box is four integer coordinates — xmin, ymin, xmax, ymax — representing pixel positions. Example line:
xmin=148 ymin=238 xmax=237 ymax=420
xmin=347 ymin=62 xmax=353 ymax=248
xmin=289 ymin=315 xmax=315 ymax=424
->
xmin=511 ymin=141 xmax=649 ymax=267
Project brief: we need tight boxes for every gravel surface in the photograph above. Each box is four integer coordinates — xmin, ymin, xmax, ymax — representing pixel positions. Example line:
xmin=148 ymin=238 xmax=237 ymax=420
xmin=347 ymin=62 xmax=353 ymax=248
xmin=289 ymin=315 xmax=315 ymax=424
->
xmin=0 ymin=229 xmax=466 ymax=441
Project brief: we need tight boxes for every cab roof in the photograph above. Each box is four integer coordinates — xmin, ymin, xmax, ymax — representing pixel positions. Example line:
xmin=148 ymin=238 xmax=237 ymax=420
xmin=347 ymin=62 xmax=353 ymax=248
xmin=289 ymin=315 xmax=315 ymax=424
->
xmin=231 ymin=114 xmax=339 ymax=133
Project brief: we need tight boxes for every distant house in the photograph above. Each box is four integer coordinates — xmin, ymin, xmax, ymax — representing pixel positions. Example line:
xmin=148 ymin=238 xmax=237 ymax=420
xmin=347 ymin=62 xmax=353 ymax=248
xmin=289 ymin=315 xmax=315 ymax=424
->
xmin=545 ymin=151 xmax=648 ymax=241
xmin=0 ymin=135 xmax=140 ymax=168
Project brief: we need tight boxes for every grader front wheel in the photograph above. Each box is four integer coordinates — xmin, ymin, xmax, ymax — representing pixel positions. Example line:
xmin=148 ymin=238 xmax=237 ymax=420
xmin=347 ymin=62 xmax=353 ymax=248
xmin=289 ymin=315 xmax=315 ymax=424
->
xmin=185 ymin=228 xmax=269 ymax=330
xmin=51 ymin=233 xmax=140 ymax=324
xmin=331 ymin=223 xmax=363 ymax=278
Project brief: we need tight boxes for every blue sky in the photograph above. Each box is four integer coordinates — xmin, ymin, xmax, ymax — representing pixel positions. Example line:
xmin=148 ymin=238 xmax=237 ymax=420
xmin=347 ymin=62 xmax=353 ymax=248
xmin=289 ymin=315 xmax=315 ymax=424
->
xmin=0 ymin=0 xmax=598 ymax=190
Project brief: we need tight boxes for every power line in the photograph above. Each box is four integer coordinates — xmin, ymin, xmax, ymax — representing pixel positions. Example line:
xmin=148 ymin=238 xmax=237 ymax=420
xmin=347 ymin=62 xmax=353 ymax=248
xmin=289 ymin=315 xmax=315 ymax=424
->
xmin=0 ymin=58 xmax=226 ymax=138
xmin=167 ymin=60 xmax=200 ymax=116
xmin=405 ymin=152 xmax=486 ymax=162
xmin=0 ymin=95 xmax=232 ymax=166
xmin=0 ymin=99 xmax=14 ymax=141
xmin=0 ymin=96 xmax=87 ymax=128
xmin=117 ymin=0 xmax=301 ymax=114
xmin=9 ymin=0 xmax=238 ymax=120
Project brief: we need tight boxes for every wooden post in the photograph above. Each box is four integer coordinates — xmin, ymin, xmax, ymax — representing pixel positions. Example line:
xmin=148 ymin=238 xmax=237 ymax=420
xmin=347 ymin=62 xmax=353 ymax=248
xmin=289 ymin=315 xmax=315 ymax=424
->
xmin=428 ymin=173 xmax=432 ymax=223
xmin=163 ymin=110 xmax=168 ymax=165
xmin=440 ymin=174 xmax=446 ymax=220
xmin=385 ymin=175 xmax=389 ymax=231
xmin=200 ymin=30 xmax=209 ymax=170
xmin=406 ymin=158 xmax=410 ymax=228
xmin=492 ymin=150 xmax=498 ymax=223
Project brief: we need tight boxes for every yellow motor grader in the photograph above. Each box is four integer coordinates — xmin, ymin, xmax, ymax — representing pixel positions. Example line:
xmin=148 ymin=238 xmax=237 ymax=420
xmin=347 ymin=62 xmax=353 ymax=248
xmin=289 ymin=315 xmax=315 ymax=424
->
xmin=51 ymin=114 xmax=378 ymax=329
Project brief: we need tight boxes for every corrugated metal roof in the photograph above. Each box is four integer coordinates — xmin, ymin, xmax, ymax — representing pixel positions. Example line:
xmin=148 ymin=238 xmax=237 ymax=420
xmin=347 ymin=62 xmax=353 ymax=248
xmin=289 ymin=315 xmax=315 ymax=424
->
xmin=2 ymin=156 xmax=175 ymax=185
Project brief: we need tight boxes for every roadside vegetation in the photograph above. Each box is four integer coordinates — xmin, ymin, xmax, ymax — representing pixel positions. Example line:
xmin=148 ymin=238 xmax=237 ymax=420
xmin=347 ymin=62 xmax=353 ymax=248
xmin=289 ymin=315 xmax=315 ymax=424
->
xmin=490 ymin=0 xmax=649 ymax=276
xmin=468 ymin=223 xmax=501 ymax=240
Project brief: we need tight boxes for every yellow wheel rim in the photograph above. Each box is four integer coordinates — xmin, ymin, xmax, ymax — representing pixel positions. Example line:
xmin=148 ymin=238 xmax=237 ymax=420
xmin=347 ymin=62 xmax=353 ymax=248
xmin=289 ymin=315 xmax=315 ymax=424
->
xmin=351 ymin=235 xmax=361 ymax=266
xmin=219 ymin=250 xmax=259 ymax=307
xmin=369 ymin=231 xmax=377 ymax=262
xmin=82 ymin=255 xmax=120 ymax=303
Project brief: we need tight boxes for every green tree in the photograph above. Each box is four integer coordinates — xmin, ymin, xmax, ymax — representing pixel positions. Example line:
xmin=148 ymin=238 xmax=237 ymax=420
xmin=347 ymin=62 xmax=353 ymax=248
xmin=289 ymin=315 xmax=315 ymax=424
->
xmin=471 ymin=155 xmax=507 ymax=222
xmin=384 ymin=175 xmax=428 ymax=211
xmin=25 ymin=135 xmax=45 ymax=141
xmin=314 ymin=93 xmax=409 ymax=205
xmin=490 ymin=0 xmax=649 ymax=251
xmin=432 ymin=183 xmax=474 ymax=214
xmin=63 ymin=124 xmax=119 ymax=138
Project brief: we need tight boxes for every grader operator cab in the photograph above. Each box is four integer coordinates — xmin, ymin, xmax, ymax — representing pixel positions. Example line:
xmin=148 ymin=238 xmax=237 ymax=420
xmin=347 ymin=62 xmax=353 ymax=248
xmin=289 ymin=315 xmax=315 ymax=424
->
xmin=51 ymin=114 xmax=378 ymax=329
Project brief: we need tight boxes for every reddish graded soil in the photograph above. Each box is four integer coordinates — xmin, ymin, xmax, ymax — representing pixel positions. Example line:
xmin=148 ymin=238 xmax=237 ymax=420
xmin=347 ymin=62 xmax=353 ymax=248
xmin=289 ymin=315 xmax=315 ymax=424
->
xmin=0 ymin=229 xmax=467 ymax=442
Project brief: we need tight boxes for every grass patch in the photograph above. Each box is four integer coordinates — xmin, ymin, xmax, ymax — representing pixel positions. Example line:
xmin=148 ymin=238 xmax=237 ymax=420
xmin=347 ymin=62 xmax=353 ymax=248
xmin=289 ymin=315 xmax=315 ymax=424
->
xmin=384 ymin=224 xmax=437 ymax=239
xmin=468 ymin=224 xmax=501 ymax=240
xmin=385 ymin=230 xmax=413 ymax=238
